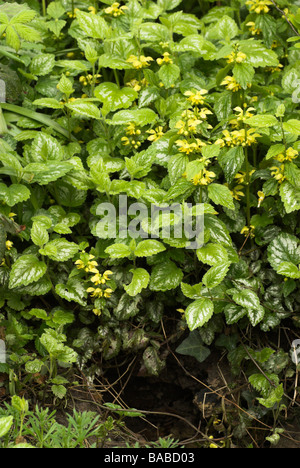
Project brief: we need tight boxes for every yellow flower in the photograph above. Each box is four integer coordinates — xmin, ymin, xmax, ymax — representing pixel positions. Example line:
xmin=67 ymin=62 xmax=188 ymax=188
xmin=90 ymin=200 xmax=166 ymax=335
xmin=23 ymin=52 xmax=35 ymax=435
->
xmin=157 ymin=52 xmax=173 ymax=66
xmin=104 ymin=288 xmax=113 ymax=298
xmin=127 ymin=55 xmax=154 ymax=69
xmin=241 ymin=225 xmax=256 ymax=238
xmin=6 ymin=240 xmax=13 ymax=251
xmin=246 ymin=21 xmax=262 ymax=35
xmin=234 ymin=170 xmax=255 ymax=184
xmin=246 ymin=0 xmax=272 ymax=14
xmin=75 ymin=255 xmax=99 ymax=273
xmin=86 ymin=287 xmax=103 ymax=298
xmin=225 ymin=51 xmax=247 ymax=64
xmin=147 ymin=126 xmax=165 ymax=142
xmin=257 ymin=190 xmax=265 ymax=207
xmin=275 ymin=147 xmax=298 ymax=163
xmin=221 ymin=76 xmax=242 ymax=92
xmin=271 ymin=165 xmax=285 ymax=184
xmin=126 ymin=123 xmax=141 ymax=136
xmin=233 ymin=106 xmax=256 ymax=122
xmin=104 ymin=2 xmax=128 ymax=17
xmin=230 ymin=185 xmax=245 ymax=201
xmin=176 ymin=139 xmax=197 ymax=154
xmin=88 ymin=6 xmax=97 ymax=14
xmin=126 ymin=79 xmax=142 ymax=92
xmin=9 ymin=213 xmax=17 ymax=219
xmin=184 ymin=89 xmax=208 ymax=106
xmin=93 ymin=308 xmax=102 ymax=316
xmin=67 ymin=8 xmax=80 ymax=18
xmin=192 ymin=168 xmax=216 ymax=186
xmin=91 ymin=270 xmax=113 ymax=285
xmin=175 ymin=117 xmax=202 ymax=136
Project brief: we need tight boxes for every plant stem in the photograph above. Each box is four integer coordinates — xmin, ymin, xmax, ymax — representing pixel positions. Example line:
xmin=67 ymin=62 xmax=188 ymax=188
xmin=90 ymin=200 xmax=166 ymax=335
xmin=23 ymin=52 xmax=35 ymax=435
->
xmin=245 ymin=145 xmax=251 ymax=228
xmin=42 ymin=0 xmax=47 ymax=16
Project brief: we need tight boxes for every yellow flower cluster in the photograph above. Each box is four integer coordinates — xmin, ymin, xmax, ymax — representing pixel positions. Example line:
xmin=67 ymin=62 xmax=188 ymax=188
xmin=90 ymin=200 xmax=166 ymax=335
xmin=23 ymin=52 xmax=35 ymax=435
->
xmin=216 ymin=128 xmax=261 ymax=148
xmin=225 ymin=51 xmax=247 ymax=64
xmin=184 ymin=89 xmax=208 ymax=107
xmin=270 ymin=165 xmax=285 ymax=184
xmin=241 ymin=225 xmax=256 ymax=238
xmin=222 ymin=76 xmax=241 ymax=92
xmin=104 ymin=2 xmax=128 ymax=17
xmin=157 ymin=52 xmax=173 ymax=66
xmin=176 ymin=138 xmax=206 ymax=155
xmin=246 ymin=0 xmax=272 ymax=14
xmin=75 ymin=254 xmax=99 ymax=273
xmin=126 ymin=78 xmax=148 ymax=92
xmin=147 ymin=126 xmax=165 ymax=142
xmin=127 ymin=55 xmax=154 ymax=69
xmin=75 ymin=254 xmax=114 ymax=315
xmin=121 ymin=123 xmax=143 ymax=149
xmin=79 ymin=74 xmax=101 ymax=87
xmin=191 ymin=168 xmax=216 ymax=186
xmin=246 ymin=21 xmax=262 ymax=36
xmin=6 ymin=240 xmax=13 ymax=251
xmin=275 ymin=147 xmax=298 ymax=163
xmin=226 ymin=184 xmax=245 ymax=201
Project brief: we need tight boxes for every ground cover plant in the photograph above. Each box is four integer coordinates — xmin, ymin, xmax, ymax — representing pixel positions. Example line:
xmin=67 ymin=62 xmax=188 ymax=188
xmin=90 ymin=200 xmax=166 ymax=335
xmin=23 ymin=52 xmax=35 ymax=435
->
xmin=1 ymin=0 xmax=300 ymax=449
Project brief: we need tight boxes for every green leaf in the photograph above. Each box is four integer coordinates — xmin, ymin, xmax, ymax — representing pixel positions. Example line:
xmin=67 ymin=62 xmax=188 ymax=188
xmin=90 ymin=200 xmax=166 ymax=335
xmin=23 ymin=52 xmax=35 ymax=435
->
xmin=283 ymin=120 xmax=300 ymax=135
xmin=24 ymin=162 xmax=73 ymax=185
xmin=218 ymin=146 xmax=245 ymax=184
xmin=149 ymin=260 xmax=183 ymax=291
xmin=0 ymin=183 xmax=30 ymax=206
xmin=176 ymin=331 xmax=210 ymax=363
xmin=9 ymin=255 xmax=47 ymax=289
xmin=185 ymin=298 xmax=214 ymax=331
xmin=30 ymin=54 xmax=55 ymax=76
xmin=232 ymin=289 xmax=261 ymax=310
xmin=202 ymin=262 xmax=231 ymax=289
xmin=239 ymin=42 xmax=279 ymax=68
xmin=268 ymin=232 xmax=300 ymax=271
xmin=55 ymin=278 xmax=87 ymax=306
xmin=124 ymin=268 xmax=150 ymax=296
xmin=181 ymin=282 xmax=202 ymax=299
xmin=245 ymin=114 xmax=278 ymax=128
xmin=39 ymin=238 xmax=79 ymax=262
xmin=134 ymin=240 xmax=166 ymax=257
xmin=76 ymin=10 xmax=109 ymax=39
xmin=276 ymin=261 xmax=300 ymax=279
xmin=114 ymin=293 xmax=140 ymax=321
xmin=168 ymin=153 xmax=188 ymax=184
xmin=233 ymin=62 xmax=255 ymax=89
xmin=197 ymin=243 xmax=229 ymax=266
xmin=158 ymin=63 xmax=180 ymax=88
xmin=208 ymin=183 xmax=235 ymax=210
xmin=105 ymin=243 xmax=132 ymax=259
xmin=0 ymin=416 xmax=13 ymax=438
xmin=110 ymin=108 xmax=157 ymax=127
xmin=280 ymin=181 xmax=300 ymax=213
xmin=65 ymin=100 xmax=100 ymax=120
xmin=31 ymin=133 xmax=64 ymax=162
xmin=31 ymin=221 xmax=49 ymax=247
xmin=95 ymin=83 xmax=138 ymax=113
xmin=51 ymin=384 xmax=67 ymax=399
xmin=265 ymin=144 xmax=286 ymax=161
xmin=57 ymin=74 xmax=74 ymax=95
xmin=214 ymin=15 xmax=238 ymax=40
xmin=33 ymin=98 xmax=64 ymax=109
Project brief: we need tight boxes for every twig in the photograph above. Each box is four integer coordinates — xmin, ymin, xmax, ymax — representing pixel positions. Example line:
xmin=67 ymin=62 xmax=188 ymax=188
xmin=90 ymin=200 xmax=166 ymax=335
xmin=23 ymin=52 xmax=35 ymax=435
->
xmin=270 ymin=0 xmax=300 ymax=36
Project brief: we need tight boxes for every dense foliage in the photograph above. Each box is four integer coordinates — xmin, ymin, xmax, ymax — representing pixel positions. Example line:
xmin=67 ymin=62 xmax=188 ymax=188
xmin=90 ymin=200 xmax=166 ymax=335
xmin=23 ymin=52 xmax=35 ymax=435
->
xmin=1 ymin=0 xmax=300 ymax=448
